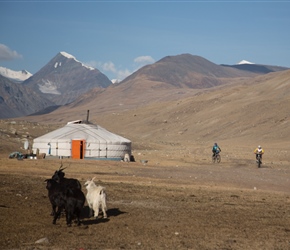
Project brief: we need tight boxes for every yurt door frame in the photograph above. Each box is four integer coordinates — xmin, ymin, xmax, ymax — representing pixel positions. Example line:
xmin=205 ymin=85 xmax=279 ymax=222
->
xmin=71 ymin=140 xmax=86 ymax=159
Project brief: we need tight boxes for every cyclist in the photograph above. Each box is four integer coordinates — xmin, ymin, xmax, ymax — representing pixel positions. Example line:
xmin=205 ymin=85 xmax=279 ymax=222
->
xmin=212 ymin=142 xmax=221 ymax=157
xmin=254 ymin=145 xmax=264 ymax=162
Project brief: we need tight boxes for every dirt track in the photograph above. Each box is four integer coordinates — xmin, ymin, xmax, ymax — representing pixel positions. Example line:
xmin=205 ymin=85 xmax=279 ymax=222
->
xmin=0 ymin=154 xmax=290 ymax=250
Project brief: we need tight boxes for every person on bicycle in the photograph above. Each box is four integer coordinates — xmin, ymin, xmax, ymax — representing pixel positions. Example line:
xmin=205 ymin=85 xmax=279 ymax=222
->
xmin=212 ymin=142 xmax=221 ymax=157
xmin=254 ymin=145 xmax=264 ymax=162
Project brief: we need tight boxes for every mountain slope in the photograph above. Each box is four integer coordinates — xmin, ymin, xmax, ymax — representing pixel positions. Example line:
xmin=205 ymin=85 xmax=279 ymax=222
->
xmin=23 ymin=52 xmax=112 ymax=105
xmin=0 ymin=75 xmax=54 ymax=118
xmin=222 ymin=63 xmax=288 ymax=74
xmin=95 ymin=69 xmax=290 ymax=148
xmin=20 ymin=69 xmax=290 ymax=149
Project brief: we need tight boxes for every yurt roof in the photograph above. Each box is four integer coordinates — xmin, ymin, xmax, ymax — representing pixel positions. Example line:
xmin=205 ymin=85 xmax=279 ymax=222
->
xmin=34 ymin=122 xmax=131 ymax=144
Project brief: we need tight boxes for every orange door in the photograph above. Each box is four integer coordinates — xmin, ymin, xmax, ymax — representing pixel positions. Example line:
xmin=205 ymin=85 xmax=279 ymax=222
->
xmin=71 ymin=140 xmax=85 ymax=159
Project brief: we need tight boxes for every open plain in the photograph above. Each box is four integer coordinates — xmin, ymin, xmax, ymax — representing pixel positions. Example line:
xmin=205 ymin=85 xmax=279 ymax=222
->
xmin=1 ymin=130 xmax=290 ymax=250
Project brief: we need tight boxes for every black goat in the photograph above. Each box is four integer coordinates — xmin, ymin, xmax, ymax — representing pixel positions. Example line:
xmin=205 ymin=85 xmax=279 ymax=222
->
xmin=67 ymin=188 xmax=85 ymax=226
xmin=45 ymin=178 xmax=85 ymax=226
xmin=51 ymin=164 xmax=82 ymax=190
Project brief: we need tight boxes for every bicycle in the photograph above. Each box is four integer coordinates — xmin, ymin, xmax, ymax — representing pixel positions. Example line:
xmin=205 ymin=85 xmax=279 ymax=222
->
xmin=212 ymin=151 xmax=221 ymax=163
xmin=256 ymin=153 xmax=262 ymax=168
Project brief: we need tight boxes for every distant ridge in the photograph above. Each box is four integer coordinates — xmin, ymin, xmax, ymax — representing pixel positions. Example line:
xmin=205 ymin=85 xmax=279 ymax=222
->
xmin=222 ymin=62 xmax=288 ymax=74
xmin=1 ymin=53 xmax=289 ymax=119
xmin=121 ymin=54 xmax=260 ymax=89
xmin=36 ymin=54 xmax=290 ymax=123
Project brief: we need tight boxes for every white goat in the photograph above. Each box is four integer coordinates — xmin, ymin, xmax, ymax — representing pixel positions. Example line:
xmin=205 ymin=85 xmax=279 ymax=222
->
xmin=123 ymin=153 xmax=130 ymax=162
xmin=84 ymin=177 xmax=107 ymax=219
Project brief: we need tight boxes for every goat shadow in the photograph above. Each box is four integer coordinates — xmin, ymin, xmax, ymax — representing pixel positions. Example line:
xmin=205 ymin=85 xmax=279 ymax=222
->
xmin=81 ymin=206 xmax=126 ymax=225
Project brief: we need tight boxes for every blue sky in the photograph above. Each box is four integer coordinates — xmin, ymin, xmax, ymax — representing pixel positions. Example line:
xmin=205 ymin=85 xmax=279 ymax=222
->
xmin=1 ymin=1 xmax=290 ymax=80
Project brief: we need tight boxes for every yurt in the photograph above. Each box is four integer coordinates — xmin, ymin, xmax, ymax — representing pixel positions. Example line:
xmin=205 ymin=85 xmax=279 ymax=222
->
xmin=32 ymin=120 xmax=131 ymax=160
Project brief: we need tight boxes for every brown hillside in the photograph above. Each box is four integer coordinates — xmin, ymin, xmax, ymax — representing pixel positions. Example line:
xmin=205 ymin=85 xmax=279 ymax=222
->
xmin=10 ymin=69 xmax=290 ymax=153
xmin=122 ymin=54 xmax=258 ymax=89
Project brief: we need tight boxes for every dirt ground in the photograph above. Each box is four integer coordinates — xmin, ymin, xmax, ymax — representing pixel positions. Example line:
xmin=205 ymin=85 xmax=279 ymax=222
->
xmin=0 ymin=149 xmax=290 ymax=250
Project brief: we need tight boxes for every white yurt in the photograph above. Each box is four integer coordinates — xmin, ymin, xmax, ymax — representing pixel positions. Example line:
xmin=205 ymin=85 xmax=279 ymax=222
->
xmin=32 ymin=120 xmax=131 ymax=160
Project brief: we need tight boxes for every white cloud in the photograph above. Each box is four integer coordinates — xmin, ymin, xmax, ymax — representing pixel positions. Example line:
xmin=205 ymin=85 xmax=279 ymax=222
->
xmin=116 ymin=69 xmax=132 ymax=80
xmin=85 ymin=55 xmax=155 ymax=81
xmin=0 ymin=44 xmax=22 ymax=61
xmin=132 ymin=55 xmax=155 ymax=75
xmin=102 ymin=61 xmax=117 ymax=73
xmin=86 ymin=60 xmax=116 ymax=73
xmin=84 ymin=60 xmax=99 ymax=69
xmin=86 ymin=60 xmax=132 ymax=80
xmin=134 ymin=55 xmax=155 ymax=65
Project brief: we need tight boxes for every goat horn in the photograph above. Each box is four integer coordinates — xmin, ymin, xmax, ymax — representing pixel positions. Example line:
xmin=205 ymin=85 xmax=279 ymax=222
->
xmin=58 ymin=162 xmax=67 ymax=171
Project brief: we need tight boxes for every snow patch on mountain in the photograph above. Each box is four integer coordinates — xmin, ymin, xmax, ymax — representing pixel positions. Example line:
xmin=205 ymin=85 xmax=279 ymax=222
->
xmin=38 ymin=79 xmax=61 ymax=95
xmin=111 ymin=79 xmax=120 ymax=84
xmin=237 ymin=60 xmax=254 ymax=65
xmin=0 ymin=66 xmax=32 ymax=82
xmin=59 ymin=51 xmax=94 ymax=71
xmin=54 ymin=62 xmax=62 ymax=68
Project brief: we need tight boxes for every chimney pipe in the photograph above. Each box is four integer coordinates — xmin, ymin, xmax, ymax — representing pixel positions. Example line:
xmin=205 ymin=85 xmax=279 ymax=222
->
xmin=86 ymin=110 xmax=90 ymax=123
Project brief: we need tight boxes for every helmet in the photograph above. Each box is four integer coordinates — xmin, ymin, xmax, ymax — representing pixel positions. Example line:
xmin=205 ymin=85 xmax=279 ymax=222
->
xmin=214 ymin=143 xmax=217 ymax=146
xmin=258 ymin=145 xmax=261 ymax=149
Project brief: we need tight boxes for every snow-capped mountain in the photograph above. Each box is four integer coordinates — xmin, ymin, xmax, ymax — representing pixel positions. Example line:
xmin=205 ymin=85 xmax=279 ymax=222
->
xmin=222 ymin=59 xmax=287 ymax=73
xmin=0 ymin=66 xmax=32 ymax=83
xmin=237 ymin=60 xmax=254 ymax=65
xmin=23 ymin=51 xmax=112 ymax=105
xmin=58 ymin=51 xmax=95 ymax=71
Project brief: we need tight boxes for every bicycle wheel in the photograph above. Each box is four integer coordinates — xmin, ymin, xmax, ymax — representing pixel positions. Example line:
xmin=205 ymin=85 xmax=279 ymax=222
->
xmin=212 ymin=155 xmax=216 ymax=163
xmin=257 ymin=155 xmax=261 ymax=168
xmin=216 ymin=154 xmax=221 ymax=163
